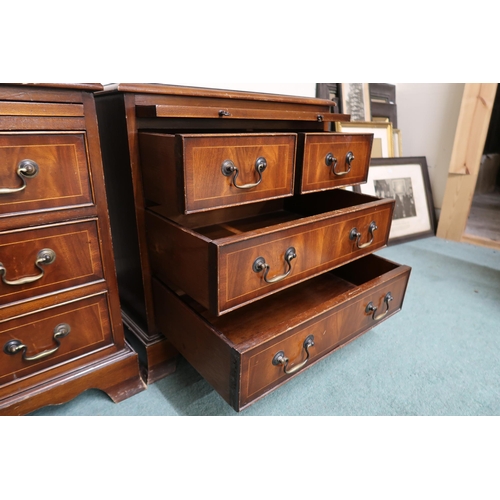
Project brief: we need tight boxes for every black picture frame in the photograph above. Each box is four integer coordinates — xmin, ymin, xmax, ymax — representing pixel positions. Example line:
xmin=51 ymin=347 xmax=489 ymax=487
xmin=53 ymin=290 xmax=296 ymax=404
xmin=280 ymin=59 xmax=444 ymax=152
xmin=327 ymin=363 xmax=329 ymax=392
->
xmin=355 ymin=157 xmax=436 ymax=244
xmin=315 ymin=83 xmax=340 ymax=113
xmin=370 ymin=102 xmax=398 ymax=128
xmin=369 ymin=83 xmax=396 ymax=104
xmin=369 ymin=83 xmax=398 ymax=128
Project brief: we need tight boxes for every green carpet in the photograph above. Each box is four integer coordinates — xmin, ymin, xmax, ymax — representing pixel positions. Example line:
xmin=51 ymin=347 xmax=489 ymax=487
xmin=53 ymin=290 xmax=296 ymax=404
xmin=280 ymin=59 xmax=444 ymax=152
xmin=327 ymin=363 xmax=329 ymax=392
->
xmin=28 ymin=236 xmax=500 ymax=416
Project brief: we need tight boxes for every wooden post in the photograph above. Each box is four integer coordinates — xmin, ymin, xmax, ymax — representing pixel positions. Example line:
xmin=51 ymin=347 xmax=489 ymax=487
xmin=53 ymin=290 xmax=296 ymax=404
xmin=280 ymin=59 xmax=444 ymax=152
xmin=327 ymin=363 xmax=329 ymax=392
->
xmin=437 ymin=83 xmax=497 ymax=242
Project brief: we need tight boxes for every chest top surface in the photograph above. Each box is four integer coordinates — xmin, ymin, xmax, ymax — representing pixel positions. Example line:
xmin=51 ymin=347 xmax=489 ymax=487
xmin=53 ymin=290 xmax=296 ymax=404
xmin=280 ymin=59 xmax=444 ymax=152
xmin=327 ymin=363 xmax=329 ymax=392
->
xmin=98 ymin=83 xmax=349 ymax=123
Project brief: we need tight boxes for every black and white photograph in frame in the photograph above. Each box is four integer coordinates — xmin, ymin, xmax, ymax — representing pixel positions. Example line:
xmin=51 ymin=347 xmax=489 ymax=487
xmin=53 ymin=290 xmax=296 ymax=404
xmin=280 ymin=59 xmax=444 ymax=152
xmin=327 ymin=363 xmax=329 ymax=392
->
xmin=356 ymin=157 xmax=436 ymax=244
xmin=339 ymin=83 xmax=371 ymax=121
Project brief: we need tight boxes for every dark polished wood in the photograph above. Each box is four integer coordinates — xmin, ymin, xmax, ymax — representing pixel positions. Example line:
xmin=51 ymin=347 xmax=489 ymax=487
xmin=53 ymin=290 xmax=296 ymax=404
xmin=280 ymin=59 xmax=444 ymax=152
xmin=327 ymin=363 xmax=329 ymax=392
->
xmin=0 ymin=84 xmax=145 ymax=415
xmin=297 ymin=133 xmax=373 ymax=194
xmin=153 ymin=254 xmax=411 ymax=411
xmin=95 ymin=84 xmax=409 ymax=408
xmin=139 ymin=132 xmax=297 ymax=214
xmin=0 ymin=342 xmax=145 ymax=416
xmin=1 ymin=293 xmax=112 ymax=384
xmin=0 ymin=219 xmax=103 ymax=307
xmin=0 ymin=133 xmax=92 ymax=215
xmin=95 ymin=84 xmax=342 ymax=381
xmin=146 ymin=190 xmax=394 ymax=315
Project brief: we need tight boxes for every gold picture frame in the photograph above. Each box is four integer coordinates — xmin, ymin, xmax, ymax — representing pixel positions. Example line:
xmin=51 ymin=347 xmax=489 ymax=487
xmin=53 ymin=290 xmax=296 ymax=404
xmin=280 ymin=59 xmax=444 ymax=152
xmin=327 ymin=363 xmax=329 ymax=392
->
xmin=393 ymin=129 xmax=403 ymax=157
xmin=336 ymin=121 xmax=394 ymax=158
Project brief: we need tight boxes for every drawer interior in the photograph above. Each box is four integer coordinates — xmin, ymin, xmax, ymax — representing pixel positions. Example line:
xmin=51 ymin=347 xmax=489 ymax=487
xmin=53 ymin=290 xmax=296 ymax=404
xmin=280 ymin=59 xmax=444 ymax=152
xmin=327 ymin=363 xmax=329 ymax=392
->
xmin=331 ymin=253 xmax=402 ymax=285
xmin=153 ymin=189 xmax=384 ymax=239
xmin=194 ymin=189 xmax=382 ymax=238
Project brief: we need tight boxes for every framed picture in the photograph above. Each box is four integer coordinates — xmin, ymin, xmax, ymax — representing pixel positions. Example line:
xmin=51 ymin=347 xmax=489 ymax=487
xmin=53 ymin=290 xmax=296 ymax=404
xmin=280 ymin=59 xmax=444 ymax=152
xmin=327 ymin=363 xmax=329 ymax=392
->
xmin=339 ymin=83 xmax=371 ymax=121
xmin=393 ymin=129 xmax=403 ymax=157
xmin=315 ymin=83 xmax=340 ymax=113
xmin=336 ymin=121 xmax=394 ymax=158
xmin=370 ymin=102 xmax=398 ymax=128
xmin=356 ymin=157 xmax=436 ymax=244
xmin=369 ymin=83 xmax=396 ymax=104
xmin=369 ymin=83 xmax=397 ymax=128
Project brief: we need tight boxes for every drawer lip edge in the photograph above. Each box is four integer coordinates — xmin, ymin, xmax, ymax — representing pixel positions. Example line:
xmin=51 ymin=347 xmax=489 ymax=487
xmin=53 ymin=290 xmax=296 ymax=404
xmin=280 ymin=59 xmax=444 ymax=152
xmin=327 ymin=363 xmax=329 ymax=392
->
xmin=212 ymin=198 xmax=394 ymax=246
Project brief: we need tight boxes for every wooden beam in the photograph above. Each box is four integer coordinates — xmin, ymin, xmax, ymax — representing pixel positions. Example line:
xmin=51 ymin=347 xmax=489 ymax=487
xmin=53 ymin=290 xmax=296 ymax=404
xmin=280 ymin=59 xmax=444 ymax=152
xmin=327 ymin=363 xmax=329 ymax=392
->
xmin=436 ymin=83 xmax=497 ymax=242
xmin=462 ymin=233 xmax=500 ymax=251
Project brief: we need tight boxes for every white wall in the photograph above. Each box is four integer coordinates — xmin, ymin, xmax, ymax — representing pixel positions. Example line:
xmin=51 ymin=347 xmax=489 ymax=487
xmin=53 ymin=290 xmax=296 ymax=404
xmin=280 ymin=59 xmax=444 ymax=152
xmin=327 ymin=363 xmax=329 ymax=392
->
xmin=395 ymin=83 xmax=464 ymax=212
xmin=170 ymin=83 xmax=317 ymax=98
xmin=176 ymin=82 xmax=464 ymax=215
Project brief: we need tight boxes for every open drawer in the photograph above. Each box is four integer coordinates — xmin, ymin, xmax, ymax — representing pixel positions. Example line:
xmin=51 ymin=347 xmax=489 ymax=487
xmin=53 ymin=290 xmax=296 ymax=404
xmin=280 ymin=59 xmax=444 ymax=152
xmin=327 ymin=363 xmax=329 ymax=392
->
xmin=139 ymin=132 xmax=297 ymax=215
xmin=152 ymin=254 xmax=411 ymax=412
xmin=146 ymin=189 xmax=395 ymax=315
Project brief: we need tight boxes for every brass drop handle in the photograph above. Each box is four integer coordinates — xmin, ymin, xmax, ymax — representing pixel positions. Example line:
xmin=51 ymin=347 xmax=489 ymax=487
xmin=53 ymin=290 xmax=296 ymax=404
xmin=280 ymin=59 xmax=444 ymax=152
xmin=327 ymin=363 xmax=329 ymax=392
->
xmin=252 ymin=247 xmax=296 ymax=284
xmin=366 ymin=292 xmax=394 ymax=321
xmin=272 ymin=335 xmax=315 ymax=375
xmin=0 ymin=159 xmax=39 ymax=194
xmin=221 ymin=156 xmax=267 ymax=190
xmin=0 ymin=248 xmax=56 ymax=286
xmin=3 ymin=323 xmax=71 ymax=362
xmin=350 ymin=221 xmax=378 ymax=249
xmin=325 ymin=151 xmax=354 ymax=176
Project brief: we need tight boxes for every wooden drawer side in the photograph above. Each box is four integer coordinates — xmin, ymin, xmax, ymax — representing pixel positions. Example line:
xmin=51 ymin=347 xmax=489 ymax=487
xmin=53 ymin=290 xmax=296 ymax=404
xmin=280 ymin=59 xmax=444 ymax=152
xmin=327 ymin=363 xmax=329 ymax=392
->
xmin=139 ymin=133 xmax=182 ymax=215
xmin=151 ymin=278 xmax=236 ymax=407
xmin=145 ymin=210 xmax=211 ymax=309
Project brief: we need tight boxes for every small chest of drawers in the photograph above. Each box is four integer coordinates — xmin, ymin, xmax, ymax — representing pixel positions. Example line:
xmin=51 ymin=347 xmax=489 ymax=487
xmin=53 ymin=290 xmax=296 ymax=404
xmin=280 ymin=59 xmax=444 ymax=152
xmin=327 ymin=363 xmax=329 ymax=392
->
xmin=95 ymin=84 xmax=411 ymax=410
xmin=0 ymin=84 xmax=145 ymax=415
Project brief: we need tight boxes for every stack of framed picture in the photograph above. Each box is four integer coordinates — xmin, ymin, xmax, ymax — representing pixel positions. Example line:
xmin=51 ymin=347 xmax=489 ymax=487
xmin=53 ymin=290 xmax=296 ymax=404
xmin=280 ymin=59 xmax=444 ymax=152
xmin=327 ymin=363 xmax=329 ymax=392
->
xmin=316 ymin=83 xmax=436 ymax=244
xmin=316 ymin=83 xmax=402 ymax=158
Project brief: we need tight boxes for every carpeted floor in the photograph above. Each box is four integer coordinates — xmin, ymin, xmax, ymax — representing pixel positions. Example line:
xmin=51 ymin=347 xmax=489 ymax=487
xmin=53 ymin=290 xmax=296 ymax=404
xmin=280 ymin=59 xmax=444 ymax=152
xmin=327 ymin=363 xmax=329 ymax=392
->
xmin=28 ymin=236 xmax=500 ymax=416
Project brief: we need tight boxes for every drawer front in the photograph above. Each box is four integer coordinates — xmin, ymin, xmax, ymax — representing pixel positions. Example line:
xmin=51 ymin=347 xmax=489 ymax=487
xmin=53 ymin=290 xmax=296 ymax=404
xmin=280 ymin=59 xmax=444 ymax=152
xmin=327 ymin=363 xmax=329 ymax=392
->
xmin=299 ymin=133 xmax=373 ymax=193
xmin=0 ymin=133 xmax=92 ymax=216
xmin=0 ymin=293 xmax=113 ymax=384
xmin=183 ymin=134 xmax=296 ymax=212
xmin=0 ymin=219 xmax=104 ymax=306
xmin=240 ymin=263 xmax=410 ymax=408
xmin=218 ymin=205 xmax=393 ymax=314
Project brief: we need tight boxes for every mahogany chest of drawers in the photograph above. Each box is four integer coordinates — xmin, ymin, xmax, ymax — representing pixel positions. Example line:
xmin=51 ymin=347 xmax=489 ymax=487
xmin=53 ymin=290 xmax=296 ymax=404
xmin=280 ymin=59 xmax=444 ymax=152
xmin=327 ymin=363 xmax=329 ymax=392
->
xmin=95 ymin=84 xmax=411 ymax=411
xmin=0 ymin=84 xmax=145 ymax=415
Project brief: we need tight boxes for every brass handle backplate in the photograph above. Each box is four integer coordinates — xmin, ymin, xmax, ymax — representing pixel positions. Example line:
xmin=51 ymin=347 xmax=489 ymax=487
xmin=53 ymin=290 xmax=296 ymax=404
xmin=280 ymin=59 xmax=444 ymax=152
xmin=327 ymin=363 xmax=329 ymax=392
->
xmin=0 ymin=248 xmax=56 ymax=286
xmin=272 ymin=335 xmax=315 ymax=375
xmin=366 ymin=292 xmax=394 ymax=321
xmin=0 ymin=159 xmax=39 ymax=194
xmin=350 ymin=221 xmax=378 ymax=249
xmin=221 ymin=156 xmax=267 ymax=190
xmin=252 ymin=247 xmax=296 ymax=284
xmin=3 ymin=323 xmax=71 ymax=362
